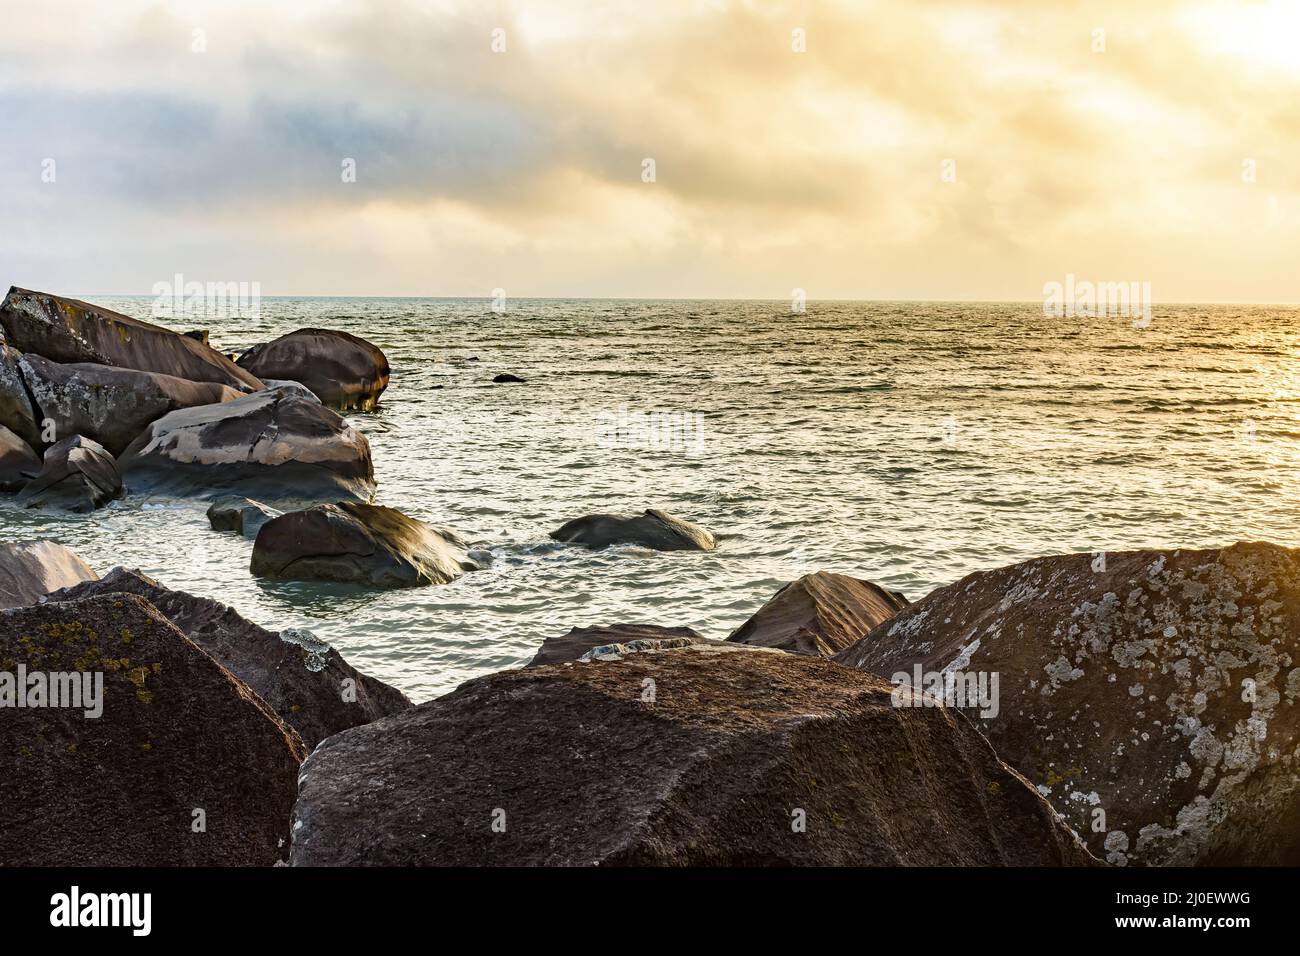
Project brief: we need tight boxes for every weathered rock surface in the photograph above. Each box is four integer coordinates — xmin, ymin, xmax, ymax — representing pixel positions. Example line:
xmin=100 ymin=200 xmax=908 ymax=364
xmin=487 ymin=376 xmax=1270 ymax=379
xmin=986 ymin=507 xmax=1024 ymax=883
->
xmin=290 ymin=644 xmax=1094 ymax=866
xmin=0 ymin=540 xmax=98 ymax=609
xmin=0 ymin=342 xmax=40 ymax=448
xmin=526 ymin=623 xmax=708 ymax=667
xmin=0 ymin=593 xmax=305 ymax=865
xmin=18 ymin=354 xmax=241 ymax=455
xmin=16 ymin=436 xmax=124 ymax=512
xmin=0 ymin=287 xmax=263 ymax=392
xmin=251 ymin=502 xmax=479 ymax=587
xmin=51 ymin=569 xmax=412 ymax=749
xmin=237 ymin=329 xmax=389 ymax=411
xmin=550 ymin=508 xmax=716 ymax=552
xmin=0 ymin=424 xmax=41 ymax=492
xmin=834 ymin=542 xmax=1300 ymax=866
xmin=728 ymin=571 xmax=909 ymax=657
xmin=207 ymin=496 xmax=281 ymax=539
xmin=119 ymin=386 xmax=375 ymax=504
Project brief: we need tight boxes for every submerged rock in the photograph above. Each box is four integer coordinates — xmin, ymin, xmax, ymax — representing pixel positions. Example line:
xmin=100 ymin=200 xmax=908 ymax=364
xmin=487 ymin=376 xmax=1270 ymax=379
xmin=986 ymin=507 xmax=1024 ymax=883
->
xmin=728 ymin=571 xmax=909 ymax=657
xmin=526 ymin=623 xmax=708 ymax=667
xmin=119 ymin=386 xmax=375 ymax=504
xmin=16 ymin=435 xmax=124 ymax=513
xmin=18 ymin=354 xmax=241 ymax=455
xmin=0 ymin=540 xmax=98 ymax=609
xmin=492 ymin=373 xmax=526 ymax=384
xmin=207 ymin=496 xmax=282 ymax=539
xmin=236 ymin=329 xmax=389 ymax=411
xmin=0 ymin=287 xmax=263 ymax=392
xmin=834 ymin=542 xmax=1300 ymax=866
xmin=251 ymin=502 xmax=480 ymax=587
xmin=290 ymin=644 xmax=1095 ymax=866
xmin=0 ymin=593 xmax=305 ymax=865
xmin=0 ymin=424 xmax=41 ymax=492
xmin=52 ymin=569 xmax=412 ymax=749
xmin=550 ymin=508 xmax=716 ymax=552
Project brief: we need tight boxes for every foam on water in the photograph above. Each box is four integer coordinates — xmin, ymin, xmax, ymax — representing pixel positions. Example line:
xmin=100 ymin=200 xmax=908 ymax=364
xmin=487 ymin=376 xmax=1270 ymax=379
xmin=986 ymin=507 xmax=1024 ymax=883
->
xmin=4 ymin=298 xmax=1299 ymax=701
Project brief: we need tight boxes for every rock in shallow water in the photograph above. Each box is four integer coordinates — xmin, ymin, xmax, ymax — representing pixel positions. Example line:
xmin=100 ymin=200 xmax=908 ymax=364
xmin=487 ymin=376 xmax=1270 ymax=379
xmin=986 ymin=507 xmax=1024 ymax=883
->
xmin=834 ymin=541 xmax=1300 ymax=866
xmin=16 ymin=435 xmax=124 ymax=513
xmin=207 ymin=495 xmax=282 ymax=539
xmin=290 ymin=644 xmax=1096 ymax=866
xmin=728 ymin=571 xmax=909 ymax=657
xmin=550 ymin=508 xmax=716 ymax=552
xmin=0 ymin=540 xmax=98 ymax=609
xmin=0 ymin=286 xmax=263 ymax=392
xmin=51 ymin=569 xmax=412 ymax=749
xmin=237 ymin=328 xmax=389 ymax=411
xmin=0 ymin=593 xmax=305 ymax=865
xmin=119 ymin=386 xmax=375 ymax=504
xmin=18 ymin=353 xmax=242 ymax=456
xmin=251 ymin=501 xmax=481 ymax=587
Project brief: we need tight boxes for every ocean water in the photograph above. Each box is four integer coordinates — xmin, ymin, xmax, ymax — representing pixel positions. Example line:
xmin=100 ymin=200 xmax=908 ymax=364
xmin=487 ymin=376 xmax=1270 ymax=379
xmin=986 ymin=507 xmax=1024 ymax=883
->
xmin=4 ymin=298 xmax=1300 ymax=702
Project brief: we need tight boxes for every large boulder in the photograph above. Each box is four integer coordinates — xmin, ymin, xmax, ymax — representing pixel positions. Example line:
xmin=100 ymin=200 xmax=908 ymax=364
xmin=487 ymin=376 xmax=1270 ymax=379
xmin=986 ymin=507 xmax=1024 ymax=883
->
xmin=728 ymin=571 xmax=909 ymax=657
xmin=51 ymin=568 xmax=412 ymax=749
xmin=526 ymin=623 xmax=708 ymax=667
xmin=15 ymin=435 xmax=124 ymax=512
xmin=18 ymin=354 xmax=242 ymax=455
xmin=0 ymin=540 xmax=98 ymax=609
xmin=290 ymin=643 xmax=1095 ymax=866
xmin=119 ymin=386 xmax=375 ymax=504
xmin=207 ymin=496 xmax=281 ymax=539
xmin=834 ymin=542 xmax=1300 ymax=866
xmin=237 ymin=329 xmax=389 ymax=411
xmin=0 ymin=424 xmax=41 ymax=492
xmin=0 ymin=342 xmax=40 ymax=449
xmin=0 ymin=287 xmax=263 ymax=392
xmin=0 ymin=593 xmax=305 ymax=865
xmin=251 ymin=502 xmax=480 ymax=587
xmin=550 ymin=508 xmax=716 ymax=552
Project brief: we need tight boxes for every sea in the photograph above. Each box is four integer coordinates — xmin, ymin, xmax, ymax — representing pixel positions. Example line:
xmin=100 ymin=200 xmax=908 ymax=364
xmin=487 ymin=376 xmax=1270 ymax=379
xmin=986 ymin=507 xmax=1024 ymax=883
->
xmin=4 ymin=297 xmax=1300 ymax=701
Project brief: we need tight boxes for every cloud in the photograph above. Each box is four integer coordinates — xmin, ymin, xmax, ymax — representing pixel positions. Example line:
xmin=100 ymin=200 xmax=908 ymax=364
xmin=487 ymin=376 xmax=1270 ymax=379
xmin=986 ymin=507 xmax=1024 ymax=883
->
xmin=0 ymin=0 xmax=1297 ymax=298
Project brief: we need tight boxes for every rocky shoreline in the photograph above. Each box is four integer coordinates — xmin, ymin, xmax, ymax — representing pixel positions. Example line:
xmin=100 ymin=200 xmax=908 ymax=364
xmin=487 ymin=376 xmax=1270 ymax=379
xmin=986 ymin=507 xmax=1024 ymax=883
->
xmin=2 ymin=287 xmax=1298 ymax=866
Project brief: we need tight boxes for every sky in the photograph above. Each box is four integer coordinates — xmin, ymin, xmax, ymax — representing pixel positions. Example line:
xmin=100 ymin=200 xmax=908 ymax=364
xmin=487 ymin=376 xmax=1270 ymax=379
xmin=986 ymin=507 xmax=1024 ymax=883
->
xmin=0 ymin=0 xmax=1297 ymax=301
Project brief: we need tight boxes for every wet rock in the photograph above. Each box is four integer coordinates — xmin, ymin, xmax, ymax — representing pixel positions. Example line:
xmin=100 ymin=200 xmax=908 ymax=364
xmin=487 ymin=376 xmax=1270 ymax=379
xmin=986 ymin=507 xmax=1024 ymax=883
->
xmin=290 ymin=643 xmax=1095 ymax=866
xmin=833 ymin=542 xmax=1300 ymax=866
xmin=526 ymin=623 xmax=708 ymax=667
xmin=0 ymin=593 xmax=305 ymax=865
xmin=16 ymin=436 xmax=124 ymax=513
xmin=119 ymin=386 xmax=375 ymax=504
xmin=251 ymin=502 xmax=480 ymax=587
xmin=0 ymin=540 xmax=98 ymax=609
xmin=51 ymin=569 xmax=412 ymax=749
xmin=0 ymin=287 xmax=263 ymax=392
xmin=728 ymin=571 xmax=909 ymax=657
xmin=259 ymin=379 xmax=320 ymax=403
xmin=0 ymin=342 xmax=40 ymax=449
xmin=236 ymin=329 xmax=389 ymax=411
xmin=0 ymin=424 xmax=41 ymax=492
xmin=550 ymin=508 xmax=716 ymax=552
xmin=19 ymin=354 xmax=242 ymax=455
xmin=207 ymin=496 xmax=282 ymax=539
xmin=492 ymin=373 xmax=525 ymax=384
